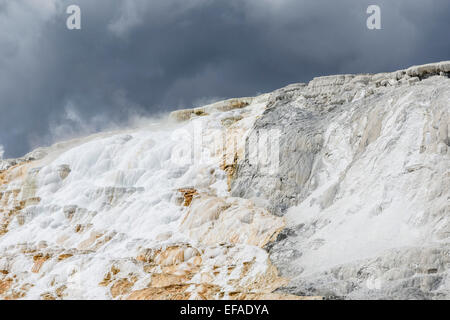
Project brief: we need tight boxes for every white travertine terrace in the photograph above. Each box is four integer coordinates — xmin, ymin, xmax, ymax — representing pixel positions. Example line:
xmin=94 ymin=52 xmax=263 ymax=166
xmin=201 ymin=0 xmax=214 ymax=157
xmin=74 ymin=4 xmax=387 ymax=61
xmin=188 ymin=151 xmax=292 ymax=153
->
xmin=0 ymin=61 xmax=449 ymax=299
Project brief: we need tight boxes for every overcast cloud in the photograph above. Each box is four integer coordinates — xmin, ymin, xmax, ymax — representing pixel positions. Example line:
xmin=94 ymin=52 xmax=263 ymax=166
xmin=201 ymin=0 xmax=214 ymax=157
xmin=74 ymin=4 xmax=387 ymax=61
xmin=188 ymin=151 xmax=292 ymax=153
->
xmin=0 ymin=0 xmax=449 ymax=158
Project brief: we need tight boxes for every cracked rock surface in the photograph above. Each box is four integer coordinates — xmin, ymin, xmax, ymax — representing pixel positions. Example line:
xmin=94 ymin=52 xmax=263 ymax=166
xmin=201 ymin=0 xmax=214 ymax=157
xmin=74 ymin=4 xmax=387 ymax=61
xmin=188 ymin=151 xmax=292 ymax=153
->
xmin=0 ymin=61 xmax=449 ymax=299
xmin=232 ymin=61 xmax=450 ymax=299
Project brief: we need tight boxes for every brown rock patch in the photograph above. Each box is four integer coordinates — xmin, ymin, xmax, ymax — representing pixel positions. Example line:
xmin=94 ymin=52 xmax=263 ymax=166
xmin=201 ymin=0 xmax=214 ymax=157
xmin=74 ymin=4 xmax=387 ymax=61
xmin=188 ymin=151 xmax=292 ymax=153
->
xmin=178 ymin=188 xmax=198 ymax=207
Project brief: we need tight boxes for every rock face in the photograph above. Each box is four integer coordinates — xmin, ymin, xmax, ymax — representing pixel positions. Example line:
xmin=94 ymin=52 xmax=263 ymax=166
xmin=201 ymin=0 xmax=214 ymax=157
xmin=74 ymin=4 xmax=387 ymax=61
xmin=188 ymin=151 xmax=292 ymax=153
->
xmin=0 ymin=91 xmax=298 ymax=300
xmin=0 ymin=61 xmax=449 ymax=300
xmin=233 ymin=61 xmax=450 ymax=299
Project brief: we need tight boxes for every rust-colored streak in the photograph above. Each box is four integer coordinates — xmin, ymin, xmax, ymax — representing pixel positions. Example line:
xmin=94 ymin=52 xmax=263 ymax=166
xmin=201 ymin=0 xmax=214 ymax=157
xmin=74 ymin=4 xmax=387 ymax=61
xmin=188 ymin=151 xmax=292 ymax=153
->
xmin=178 ymin=188 xmax=198 ymax=207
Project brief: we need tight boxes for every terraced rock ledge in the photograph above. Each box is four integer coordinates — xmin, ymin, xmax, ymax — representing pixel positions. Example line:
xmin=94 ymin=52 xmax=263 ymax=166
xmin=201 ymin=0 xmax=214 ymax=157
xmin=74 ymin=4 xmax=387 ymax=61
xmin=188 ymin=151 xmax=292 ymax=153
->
xmin=1 ymin=61 xmax=449 ymax=299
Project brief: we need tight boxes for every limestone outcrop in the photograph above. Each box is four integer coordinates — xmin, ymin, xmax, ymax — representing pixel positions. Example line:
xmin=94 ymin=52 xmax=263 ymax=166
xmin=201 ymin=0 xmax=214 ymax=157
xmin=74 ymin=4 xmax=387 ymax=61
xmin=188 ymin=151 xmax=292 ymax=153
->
xmin=0 ymin=61 xmax=449 ymax=299
xmin=232 ymin=61 xmax=450 ymax=299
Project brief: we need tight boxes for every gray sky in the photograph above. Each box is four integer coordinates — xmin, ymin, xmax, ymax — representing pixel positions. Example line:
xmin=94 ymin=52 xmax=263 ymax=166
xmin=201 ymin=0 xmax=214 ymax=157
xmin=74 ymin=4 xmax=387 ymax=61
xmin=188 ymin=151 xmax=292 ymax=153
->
xmin=0 ymin=0 xmax=449 ymax=158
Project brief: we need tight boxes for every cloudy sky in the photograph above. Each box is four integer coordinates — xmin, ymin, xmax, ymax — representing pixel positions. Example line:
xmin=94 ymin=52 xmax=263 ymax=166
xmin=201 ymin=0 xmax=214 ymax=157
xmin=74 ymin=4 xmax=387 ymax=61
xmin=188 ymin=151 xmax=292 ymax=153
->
xmin=0 ymin=0 xmax=449 ymax=158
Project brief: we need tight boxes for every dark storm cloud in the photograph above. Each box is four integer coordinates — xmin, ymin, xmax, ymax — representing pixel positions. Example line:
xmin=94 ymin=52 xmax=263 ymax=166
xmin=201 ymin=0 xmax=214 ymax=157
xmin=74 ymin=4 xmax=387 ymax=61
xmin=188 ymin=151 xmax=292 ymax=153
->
xmin=0 ymin=0 xmax=449 ymax=158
